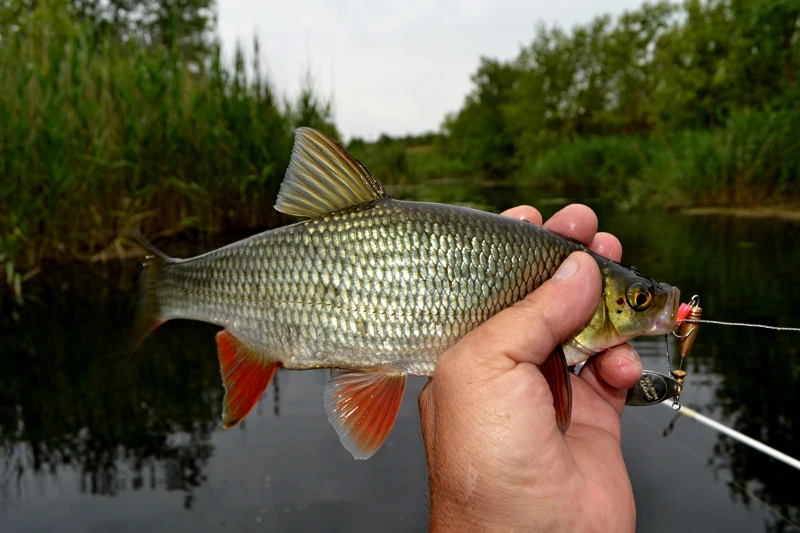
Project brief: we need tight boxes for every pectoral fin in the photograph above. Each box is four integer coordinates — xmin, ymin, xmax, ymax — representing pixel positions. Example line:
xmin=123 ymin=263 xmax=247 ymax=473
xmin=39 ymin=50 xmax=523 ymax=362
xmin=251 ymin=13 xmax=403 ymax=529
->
xmin=324 ymin=369 xmax=406 ymax=460
xmin=540 ymin=345 xmax=573 ymax=433
xmin=216 ymin=331 xmax=280 ymax=429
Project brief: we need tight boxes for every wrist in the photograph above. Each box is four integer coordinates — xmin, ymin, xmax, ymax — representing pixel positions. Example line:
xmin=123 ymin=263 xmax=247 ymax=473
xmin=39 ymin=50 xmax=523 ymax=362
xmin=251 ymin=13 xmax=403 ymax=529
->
xmin=429 ymin=490 xmax=500 ymax=533
xmin=428 ymin=482 xmax=569 ymax=533
xmin=428 ymin=477 xmax=582 ymax=533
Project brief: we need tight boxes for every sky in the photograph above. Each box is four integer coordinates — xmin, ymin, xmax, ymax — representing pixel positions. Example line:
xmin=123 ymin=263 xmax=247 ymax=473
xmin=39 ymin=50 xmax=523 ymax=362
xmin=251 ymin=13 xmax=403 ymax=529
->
xmin=216 ymin=0 xmax=646 ymax=141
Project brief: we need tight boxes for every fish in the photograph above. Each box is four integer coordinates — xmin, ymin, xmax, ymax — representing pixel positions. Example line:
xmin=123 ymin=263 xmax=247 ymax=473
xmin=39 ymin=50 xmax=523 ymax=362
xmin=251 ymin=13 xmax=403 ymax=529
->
xmin=130 ymin=127 xmax=680 ymax=459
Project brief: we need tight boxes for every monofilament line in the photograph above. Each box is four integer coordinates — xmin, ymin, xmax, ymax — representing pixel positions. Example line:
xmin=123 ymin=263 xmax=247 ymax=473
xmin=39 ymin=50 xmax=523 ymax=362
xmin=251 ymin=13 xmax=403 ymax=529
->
xmin=683 ymin=319 xmax=800 ymax=332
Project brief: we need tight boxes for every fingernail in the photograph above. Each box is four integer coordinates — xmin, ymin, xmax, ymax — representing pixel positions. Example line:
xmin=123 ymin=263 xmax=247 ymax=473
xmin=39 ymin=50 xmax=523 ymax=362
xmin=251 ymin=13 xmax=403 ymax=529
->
xmin=553 ymin=255 xmax=579 ymax=280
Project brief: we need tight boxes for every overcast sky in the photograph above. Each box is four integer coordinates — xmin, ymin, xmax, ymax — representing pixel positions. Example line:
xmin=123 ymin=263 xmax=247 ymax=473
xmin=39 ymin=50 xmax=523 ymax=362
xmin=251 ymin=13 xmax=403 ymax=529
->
xmin=216 ymin=0 xmax=646 ymax=141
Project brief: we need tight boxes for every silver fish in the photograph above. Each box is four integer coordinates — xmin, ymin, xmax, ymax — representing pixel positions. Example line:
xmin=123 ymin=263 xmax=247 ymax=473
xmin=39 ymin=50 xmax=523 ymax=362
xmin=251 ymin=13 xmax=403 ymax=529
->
xmin=131 ymin=128 xmax=680 ymax=459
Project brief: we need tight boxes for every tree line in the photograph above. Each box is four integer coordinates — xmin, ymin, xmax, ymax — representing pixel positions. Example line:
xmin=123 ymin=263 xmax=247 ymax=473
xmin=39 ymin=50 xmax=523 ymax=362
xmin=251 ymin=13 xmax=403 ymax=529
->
xmin=442 ymin=0 xmax=798 ymax=180
xmin=351 ymin=0 xmax=798 ymax=210
xmin=1 ymin=0 xmax=797 ymax=272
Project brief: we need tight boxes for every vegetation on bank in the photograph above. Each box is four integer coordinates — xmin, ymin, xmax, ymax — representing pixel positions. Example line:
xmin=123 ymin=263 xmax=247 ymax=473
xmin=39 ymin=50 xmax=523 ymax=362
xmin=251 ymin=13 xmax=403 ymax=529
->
xmin=519 ymin=108 xmax=800 ymax=209
xmin=0 ymin=0 xmax=337 ymax=271
xmin=350 ymin=0 xmax=799 ymax=209
xmin=1 ymin=0 xmax=799 ymax=274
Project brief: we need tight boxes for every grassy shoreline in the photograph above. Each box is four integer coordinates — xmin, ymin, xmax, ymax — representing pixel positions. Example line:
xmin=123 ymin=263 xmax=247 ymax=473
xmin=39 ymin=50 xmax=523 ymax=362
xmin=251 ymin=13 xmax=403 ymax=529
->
xmin=0 ymin=13 xmax=336 ymax=273
xmin=681 ymin=207 xmax=800 ymax=220
xmin=3 ymin=4 xmax=798 ymax=276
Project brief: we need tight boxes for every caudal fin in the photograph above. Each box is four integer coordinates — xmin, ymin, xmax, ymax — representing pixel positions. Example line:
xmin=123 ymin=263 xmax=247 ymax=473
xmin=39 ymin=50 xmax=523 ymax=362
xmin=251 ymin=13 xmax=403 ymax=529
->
xmin=126 ymin=230 xmax=173 ymax=355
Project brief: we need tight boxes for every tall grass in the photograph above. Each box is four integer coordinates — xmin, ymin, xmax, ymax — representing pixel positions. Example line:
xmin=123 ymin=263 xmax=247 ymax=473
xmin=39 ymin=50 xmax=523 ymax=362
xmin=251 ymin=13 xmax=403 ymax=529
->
xmin=3 ymin=14 xmax=796 ymax=274
xmin=517 ymin=109 xmax=800 ymax=209
xmin=664 ymin=110 xmax=800 ymax=206
xmin=0 ymin=15 xmax=331 ymax=269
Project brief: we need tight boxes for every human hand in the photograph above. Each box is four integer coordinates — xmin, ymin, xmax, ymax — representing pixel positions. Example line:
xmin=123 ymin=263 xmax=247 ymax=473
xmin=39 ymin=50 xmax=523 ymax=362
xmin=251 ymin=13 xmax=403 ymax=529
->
xmin=419 ymin=204 xmax=641 ymax=533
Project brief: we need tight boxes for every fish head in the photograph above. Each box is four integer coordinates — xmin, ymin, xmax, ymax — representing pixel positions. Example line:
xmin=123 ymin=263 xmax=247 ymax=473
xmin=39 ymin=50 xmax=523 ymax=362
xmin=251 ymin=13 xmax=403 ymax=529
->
xmin=565 ymin=256 xmax=680 ymax=365
xmin=601 ymin=261 xmax=680 ymax=338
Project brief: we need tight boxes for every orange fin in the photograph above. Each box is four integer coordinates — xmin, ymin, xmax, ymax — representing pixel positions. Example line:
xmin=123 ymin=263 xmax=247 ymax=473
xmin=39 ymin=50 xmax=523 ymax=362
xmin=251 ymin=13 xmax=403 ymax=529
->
xmin=324 ymin=369 xmax=406 ymax=460
xmin=216 ymin=330 xmax=280 ymax=429
xmin=541 ymin=345 xmax=573 ymax=433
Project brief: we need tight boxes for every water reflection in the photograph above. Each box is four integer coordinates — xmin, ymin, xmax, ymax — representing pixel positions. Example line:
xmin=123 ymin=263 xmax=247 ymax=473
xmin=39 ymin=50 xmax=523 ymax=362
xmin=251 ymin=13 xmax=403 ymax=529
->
xmin=1 ymin=198 xmax=799 ymax=532
xmin=601 ymin=210 xmax=800 ymax=532
xmin=0 ymin=265 xmax=223 ymax=509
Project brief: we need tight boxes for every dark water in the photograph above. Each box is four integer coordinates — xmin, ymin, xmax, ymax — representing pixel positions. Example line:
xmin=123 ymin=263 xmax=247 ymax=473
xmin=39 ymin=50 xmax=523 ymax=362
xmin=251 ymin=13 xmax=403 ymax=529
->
xmin=2 ymin=189 xmax=800 ymax=533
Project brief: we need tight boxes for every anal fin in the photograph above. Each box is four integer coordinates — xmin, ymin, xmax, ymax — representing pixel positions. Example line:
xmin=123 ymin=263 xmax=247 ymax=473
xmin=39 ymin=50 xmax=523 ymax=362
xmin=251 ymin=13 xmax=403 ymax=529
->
xmin=324 ymin=369 xmax=406 ymax=460
xmin=216 ymin=330 xmax=280 ymax=428
xmin=541 ymin=345 xmax=573 ymax=433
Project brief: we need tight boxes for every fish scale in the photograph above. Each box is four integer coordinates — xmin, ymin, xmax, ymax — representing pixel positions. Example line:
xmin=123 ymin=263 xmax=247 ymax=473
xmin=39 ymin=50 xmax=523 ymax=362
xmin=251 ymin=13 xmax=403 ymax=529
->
xmin=155 ymin=198 xmax=579 ymax=376
xmin=131 ymin=127 xmax=679 ymax=459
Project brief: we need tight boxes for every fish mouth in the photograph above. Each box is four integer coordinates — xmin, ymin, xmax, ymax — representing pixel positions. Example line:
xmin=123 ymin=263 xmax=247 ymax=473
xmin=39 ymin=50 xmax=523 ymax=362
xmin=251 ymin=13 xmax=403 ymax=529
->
xmin=649 ymin=284 xmax=681 ymax=335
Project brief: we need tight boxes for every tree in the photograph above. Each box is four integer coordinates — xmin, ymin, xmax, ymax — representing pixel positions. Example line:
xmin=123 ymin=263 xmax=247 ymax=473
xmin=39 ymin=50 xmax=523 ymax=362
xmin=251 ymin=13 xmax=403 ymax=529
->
xmin=1 ymin=0 xmax=216 ymax=65
xmin=443 ymin=0 xmax=799 ymax=176
xmin=443 ymin=58 xmax=520 ymax=178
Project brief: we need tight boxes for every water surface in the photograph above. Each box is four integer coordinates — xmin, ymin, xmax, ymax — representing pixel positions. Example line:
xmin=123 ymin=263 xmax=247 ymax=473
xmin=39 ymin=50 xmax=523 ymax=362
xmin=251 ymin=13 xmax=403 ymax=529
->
xmin=2 ymin=189 xmax=800 ymax=532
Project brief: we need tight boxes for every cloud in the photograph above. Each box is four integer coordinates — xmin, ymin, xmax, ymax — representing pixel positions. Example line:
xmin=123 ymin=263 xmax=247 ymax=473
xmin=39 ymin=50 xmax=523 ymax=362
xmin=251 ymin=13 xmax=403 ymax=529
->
xmin=216 ymin=0 xmax=645 ymax=140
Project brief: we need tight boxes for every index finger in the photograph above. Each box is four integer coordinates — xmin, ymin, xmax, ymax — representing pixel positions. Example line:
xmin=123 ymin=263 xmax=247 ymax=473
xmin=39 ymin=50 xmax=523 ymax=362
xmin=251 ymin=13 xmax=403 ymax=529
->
xmin=543 ymin=204 xmax=598 ymax=246
xmin=501 ymin=205 xmax=543 ymax=225
xmin=503 ymin=204 xmax=623 ymax=262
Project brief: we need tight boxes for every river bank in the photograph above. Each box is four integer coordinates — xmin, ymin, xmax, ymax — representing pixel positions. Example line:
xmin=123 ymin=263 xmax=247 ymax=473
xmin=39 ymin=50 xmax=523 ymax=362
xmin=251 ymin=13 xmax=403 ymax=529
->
xmin=682 ymin=207 xmax=800 ymax=220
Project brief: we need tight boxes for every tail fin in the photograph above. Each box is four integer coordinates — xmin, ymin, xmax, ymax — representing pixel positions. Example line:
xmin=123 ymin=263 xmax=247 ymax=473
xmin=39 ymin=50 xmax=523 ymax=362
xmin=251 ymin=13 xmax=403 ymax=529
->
xmin=125 ymin=230 xmax=173 ymax=355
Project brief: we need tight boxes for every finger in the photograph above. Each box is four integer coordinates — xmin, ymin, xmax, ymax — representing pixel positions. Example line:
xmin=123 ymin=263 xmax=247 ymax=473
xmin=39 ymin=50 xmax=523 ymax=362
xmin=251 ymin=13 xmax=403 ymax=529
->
xmin=543 ymin=204 xmax=598 ymax=246
xmin=568 ymin=377 xmax=624 ymax=439
xmin=589 ymin=232 xmax=623 ymax=262
xmin=436 ymin=252 xmax=602 ymax=382
xmin=578 ymin=344 xmax=643 ymax=415
xmin=501 ymin=205 xmax=543 ymax=225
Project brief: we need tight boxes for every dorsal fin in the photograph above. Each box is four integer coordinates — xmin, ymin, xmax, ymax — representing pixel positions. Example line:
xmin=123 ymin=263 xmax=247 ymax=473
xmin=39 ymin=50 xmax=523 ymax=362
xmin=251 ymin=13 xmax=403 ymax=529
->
xmin=275 ymin=127 xmax=389 ymax=218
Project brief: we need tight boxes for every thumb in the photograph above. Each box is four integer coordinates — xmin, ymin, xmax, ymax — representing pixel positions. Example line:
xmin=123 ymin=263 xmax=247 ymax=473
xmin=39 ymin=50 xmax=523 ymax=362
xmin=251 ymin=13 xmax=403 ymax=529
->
xmin=434 ymin=251 xmax=602 ymax=382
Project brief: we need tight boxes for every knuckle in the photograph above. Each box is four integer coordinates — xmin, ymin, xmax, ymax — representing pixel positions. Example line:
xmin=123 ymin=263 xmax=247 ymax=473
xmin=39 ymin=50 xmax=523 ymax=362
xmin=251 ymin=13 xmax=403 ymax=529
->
xmin=513 ymin=296 xmax=558 ymax=348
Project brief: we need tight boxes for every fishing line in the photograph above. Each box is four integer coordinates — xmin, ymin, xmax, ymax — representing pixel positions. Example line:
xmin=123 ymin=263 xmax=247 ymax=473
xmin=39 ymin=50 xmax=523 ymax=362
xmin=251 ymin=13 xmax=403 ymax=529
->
xmin=664 ymin=334 xmax=672 ymax=375
xmin=682 ymin=319 xmax=800 ymax=332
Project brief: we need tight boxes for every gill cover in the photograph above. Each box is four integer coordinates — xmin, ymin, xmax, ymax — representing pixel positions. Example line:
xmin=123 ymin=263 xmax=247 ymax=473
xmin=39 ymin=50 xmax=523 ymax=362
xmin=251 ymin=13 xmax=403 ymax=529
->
xmin=565 ymin=253 xmax=680 ymax=365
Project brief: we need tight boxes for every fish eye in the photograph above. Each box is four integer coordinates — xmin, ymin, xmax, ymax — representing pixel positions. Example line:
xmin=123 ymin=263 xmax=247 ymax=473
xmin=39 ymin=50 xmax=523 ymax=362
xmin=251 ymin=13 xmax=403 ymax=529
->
xmin=626 ymin=283 xmax=653 ymax=311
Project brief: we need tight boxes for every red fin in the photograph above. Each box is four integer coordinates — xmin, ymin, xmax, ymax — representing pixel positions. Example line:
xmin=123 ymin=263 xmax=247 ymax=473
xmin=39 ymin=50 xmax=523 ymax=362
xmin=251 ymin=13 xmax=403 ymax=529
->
xmin=541 ymin=345 xmax=573 ymax=433
xmin=324 ymin=369 xmax=406 ymax=460
xmin=216 ymin=330 xmax=280 ymax=429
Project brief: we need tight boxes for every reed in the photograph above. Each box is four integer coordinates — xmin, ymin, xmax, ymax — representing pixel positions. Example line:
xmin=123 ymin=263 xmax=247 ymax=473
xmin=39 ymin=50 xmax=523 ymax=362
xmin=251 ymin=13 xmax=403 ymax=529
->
xmin=516 ymin=109 xmax=800 ymax=209
xmin=0 ymin=16 xmax=337 ymax=269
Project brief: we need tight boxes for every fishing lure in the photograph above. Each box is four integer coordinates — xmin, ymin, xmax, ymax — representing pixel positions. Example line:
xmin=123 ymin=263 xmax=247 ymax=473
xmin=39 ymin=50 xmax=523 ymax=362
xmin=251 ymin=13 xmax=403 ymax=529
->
xmin=626 ymin=296 xmax=702 ymax=408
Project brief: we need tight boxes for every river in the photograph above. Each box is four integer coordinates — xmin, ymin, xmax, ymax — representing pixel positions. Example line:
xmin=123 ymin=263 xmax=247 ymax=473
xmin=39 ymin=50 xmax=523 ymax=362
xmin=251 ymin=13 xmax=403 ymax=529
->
xmin=2 ymin=188 xmax=799 ymax=532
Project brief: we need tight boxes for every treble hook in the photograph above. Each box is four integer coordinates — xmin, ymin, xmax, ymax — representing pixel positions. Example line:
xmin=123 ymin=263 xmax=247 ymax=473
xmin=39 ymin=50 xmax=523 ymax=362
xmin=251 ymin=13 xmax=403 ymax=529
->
xmin=663 ymin=412 xmax=682 ymax=437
